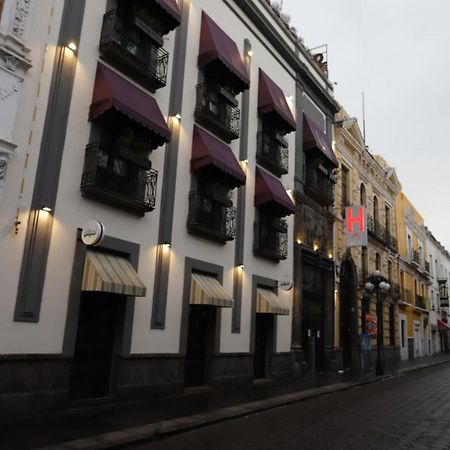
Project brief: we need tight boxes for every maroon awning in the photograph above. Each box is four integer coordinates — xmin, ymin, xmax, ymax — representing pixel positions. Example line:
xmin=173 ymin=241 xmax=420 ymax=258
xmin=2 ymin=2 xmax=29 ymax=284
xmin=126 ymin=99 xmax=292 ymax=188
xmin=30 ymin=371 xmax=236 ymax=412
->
xmin=191 ymin=126 xmax=246 ymax=187
xmin=303 ymin=114 xmax=338 ymax=167
xmin=89 ymin=63 xmax=171 ymax=146
xmin=258 ymin=69 xmax=296 ymax=132
xmin=153 ymin=0 xmax=181 ymax=29
xmin=254 ymin=167 xmax=295 ymax=216
xmin=198 ymin=12 xmax=250 ymax=92
xmin=437 ymin=319 xmax=450 ymax=331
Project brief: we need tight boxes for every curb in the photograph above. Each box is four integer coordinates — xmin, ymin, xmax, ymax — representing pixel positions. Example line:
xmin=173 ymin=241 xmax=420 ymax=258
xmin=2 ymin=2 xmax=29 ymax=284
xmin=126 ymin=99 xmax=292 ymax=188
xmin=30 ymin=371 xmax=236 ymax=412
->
xmin=35 ymin=358 xmax=450 ymax=450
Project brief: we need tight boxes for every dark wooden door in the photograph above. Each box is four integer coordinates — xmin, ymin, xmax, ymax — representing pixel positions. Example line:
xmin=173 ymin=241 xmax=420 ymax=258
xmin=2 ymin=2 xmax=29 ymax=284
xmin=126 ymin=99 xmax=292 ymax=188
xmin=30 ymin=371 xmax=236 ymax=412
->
xmin=69 ymin=292 xmax=119 ymax=399
xmin=302 ymin=294 xmax=325 ymax=371
xmin=254 ymin=314 xmax=273 ymax=379
xmin=184 ymin=305 xmax=216 ymax=386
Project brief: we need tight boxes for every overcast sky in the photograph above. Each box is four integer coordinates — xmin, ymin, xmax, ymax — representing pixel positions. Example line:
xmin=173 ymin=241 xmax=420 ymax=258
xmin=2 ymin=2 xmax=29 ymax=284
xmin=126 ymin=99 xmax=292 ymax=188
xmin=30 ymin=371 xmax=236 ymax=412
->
xmin=282 ymin=0 xmax=450 ymax=251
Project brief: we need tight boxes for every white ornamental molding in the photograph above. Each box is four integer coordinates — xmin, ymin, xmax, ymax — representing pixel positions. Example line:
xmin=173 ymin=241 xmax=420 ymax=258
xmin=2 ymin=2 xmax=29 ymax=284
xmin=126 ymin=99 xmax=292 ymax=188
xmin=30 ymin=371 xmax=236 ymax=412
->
xmin=0 ymin=140 xmax=17 ymax=199
xmin=0 ymin=157 xmax=8 ymax=184
xmin=12 ymin=0 xmax=32 ymax=38
xmin=3 ymin=55 xmax=20 ymax=72
xmin=0 ymin=82 xmax=20 ymax=101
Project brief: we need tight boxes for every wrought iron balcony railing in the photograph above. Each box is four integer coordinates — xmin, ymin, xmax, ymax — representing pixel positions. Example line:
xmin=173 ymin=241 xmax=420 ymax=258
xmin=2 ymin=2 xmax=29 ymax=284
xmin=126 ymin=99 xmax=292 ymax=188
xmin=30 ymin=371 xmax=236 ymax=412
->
xmin=187 ymin=191 xmax=236 ymax=242
xmin=386 ymin=233 xmax=398 ymax=252
xmin=99 ymin=9 xmax=169 ymax=92
xmin=81 ymin=143 xmax=157 ymax=214
xmin=410 ymin=250 xmax=421 ymax=267
xmin=305 ymin=167 xmax=335 ymax=206
xmin=400 ymin=288 xmax=413 ymax=304
xmin=415 ymin=295 xmax=427 ymax=310
xmin=256 ymin=131 xmax=289 ymax=177
xmin=195 ymin=83 xmax=240 ymax=142
xmin=367 ymin=216 xmax=387 ymax=244
xmin=253 ymin=219 xmax=288 ymax=261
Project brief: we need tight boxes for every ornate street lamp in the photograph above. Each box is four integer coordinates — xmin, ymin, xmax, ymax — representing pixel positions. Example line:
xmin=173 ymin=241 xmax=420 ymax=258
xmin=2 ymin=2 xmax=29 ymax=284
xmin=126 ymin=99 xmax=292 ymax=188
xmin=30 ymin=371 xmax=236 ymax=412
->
xmin=364 ymin=269 xmax=391 ymax=376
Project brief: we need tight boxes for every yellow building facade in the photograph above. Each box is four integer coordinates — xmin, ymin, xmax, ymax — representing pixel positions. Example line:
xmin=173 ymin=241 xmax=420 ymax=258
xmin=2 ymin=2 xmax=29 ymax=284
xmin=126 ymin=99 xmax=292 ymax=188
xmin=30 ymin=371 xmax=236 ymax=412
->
xmin=396 ymin=193 xmax=431 ymax=360
xmin=333 ymin=110 xmax=402 ymax=372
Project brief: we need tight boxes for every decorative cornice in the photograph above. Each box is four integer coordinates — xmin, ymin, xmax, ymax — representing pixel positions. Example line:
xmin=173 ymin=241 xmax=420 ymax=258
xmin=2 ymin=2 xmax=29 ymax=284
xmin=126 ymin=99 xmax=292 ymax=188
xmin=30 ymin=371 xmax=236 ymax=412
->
xmin=225 ymin=0 xmax=339 ymax=114
xmin=12 ymin=0 xmax=32 ymax=38
xmin=0 ymin=32 xmax=32 ymax=72
xmin=0 ymin=137 xmax=18 ymax=156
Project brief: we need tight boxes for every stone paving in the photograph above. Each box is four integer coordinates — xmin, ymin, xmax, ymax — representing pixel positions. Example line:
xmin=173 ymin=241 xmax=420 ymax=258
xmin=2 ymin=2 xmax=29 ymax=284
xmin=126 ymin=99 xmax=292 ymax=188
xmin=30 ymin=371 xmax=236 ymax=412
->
xmin=3 ymin=355 xmax=450 ymax=449
xmin=126 ymin=363 xmax=450 ymax=450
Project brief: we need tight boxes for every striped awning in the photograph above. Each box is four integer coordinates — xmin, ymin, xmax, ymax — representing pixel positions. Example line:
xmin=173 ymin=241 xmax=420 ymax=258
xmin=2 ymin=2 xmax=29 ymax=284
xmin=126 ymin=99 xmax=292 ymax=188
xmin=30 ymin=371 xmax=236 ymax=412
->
xmin=82 ymin=250 xmax=146 ymax=297
xmin=256 ymin=288 xmax=289 ymax=315
xmin=190 ymin=273 xmax=233 ymax=308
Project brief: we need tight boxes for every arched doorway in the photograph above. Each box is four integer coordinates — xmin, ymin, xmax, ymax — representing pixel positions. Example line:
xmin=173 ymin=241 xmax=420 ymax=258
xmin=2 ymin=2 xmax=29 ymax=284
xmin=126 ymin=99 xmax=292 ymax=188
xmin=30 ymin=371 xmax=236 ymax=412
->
xmin=339 ymin=257 xmax=357 ymax=371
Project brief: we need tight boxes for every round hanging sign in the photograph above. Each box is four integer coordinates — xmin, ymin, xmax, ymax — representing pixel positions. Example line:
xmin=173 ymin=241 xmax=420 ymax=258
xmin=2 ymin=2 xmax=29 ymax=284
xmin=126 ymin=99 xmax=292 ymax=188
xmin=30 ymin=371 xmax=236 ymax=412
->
xmin=81 ymin=220 xmax=105 ymax=246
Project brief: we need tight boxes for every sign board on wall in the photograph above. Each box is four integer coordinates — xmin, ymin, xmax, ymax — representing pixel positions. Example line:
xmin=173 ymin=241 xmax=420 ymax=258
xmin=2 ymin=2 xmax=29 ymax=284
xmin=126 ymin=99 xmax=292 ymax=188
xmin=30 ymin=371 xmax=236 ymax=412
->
xmin=364 ymin=313 xmax=377 ymax=338
xmin=345 ymin=206 xmax=368 ymax=247
xmin=81 ymin=220 xmax=105 ymax=246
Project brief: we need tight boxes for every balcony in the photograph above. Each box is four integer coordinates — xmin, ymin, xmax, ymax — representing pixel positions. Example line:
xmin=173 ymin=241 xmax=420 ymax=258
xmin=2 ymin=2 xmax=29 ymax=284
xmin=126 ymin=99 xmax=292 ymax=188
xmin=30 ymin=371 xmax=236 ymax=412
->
xmin=386 ymin=233 xmax=398 ymax=252
xmin=99 ymin=10 xmax=169 ymax=92
xmin=304 ymin=166 xmax=335 ymax=206
xmin=81 ymin=143 xmax=157 ymax=215
xmin=400 ymin=288 xmax=413 ymax=304
xmin=195 ymin=83 xmax=240 ymax=143
xmin=424 ymin=260 xmax=431 ymax=274
xmin=389 ymin=283 xmax=401 ymax=301
xmin=410 ymin=250 xmax=421 ymax=268
xmin=415 ymin=295 xmax=427 ymax=310
xmin=254 ymin=219 xmax=288 ymax=261
xmin=256 ymin=131 xmax=288 ymax=177
xmin=367 ymin=216 xmax=387 ymax=245
xmin=187 ymin=191 xmax=236 ymax=242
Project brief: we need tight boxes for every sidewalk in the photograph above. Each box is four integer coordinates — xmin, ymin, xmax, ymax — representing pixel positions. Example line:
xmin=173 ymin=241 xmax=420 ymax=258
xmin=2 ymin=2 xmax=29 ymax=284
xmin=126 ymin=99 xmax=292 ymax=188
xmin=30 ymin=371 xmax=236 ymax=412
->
xmin=2 ymin=354 xmax=450 ymax=450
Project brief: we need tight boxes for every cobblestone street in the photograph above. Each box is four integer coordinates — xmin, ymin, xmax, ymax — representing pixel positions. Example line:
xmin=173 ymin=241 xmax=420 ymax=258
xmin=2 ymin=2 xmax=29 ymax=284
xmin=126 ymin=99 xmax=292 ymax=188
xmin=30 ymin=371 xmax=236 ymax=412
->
xmin=126 ymin=364 xmax=450 ymax=450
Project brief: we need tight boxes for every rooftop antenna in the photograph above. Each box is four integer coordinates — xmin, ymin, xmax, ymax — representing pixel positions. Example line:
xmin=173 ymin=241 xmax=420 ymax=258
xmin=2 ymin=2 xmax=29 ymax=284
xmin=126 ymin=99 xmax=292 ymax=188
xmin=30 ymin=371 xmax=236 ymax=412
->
xmin=362 ymin=92 xmax=366 ymax=145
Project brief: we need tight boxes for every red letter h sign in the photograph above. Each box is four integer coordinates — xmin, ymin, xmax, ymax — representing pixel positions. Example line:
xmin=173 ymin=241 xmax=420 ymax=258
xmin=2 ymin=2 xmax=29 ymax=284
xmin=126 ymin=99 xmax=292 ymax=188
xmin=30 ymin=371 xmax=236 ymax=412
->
xmin=347 ymin=207 xmax=365 ymax=233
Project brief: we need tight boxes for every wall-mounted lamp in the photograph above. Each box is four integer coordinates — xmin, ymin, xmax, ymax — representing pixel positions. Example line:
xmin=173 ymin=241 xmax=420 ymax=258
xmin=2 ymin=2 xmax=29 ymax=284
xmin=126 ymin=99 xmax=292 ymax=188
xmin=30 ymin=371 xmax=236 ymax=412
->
xmin=247 ymin=50 xmax=254 ymax=57
xmin=174 ymin=113 xmax=181 ymax=120
xmin=328 ymin=252 xmax=333 ymax=259
xmin=313 ymin=243 xmax=319 ymax=252
xmin=238 ymin=264 xmax=245 ymax=270
xmin=296 ymin=239 xmax=302 ymax=245
xmin=163 ymin=242 xmax=171 ymax=249
xmin=42 ymin=206 xmax=52 ymax=213
xmin=66 ymin=42 xmax=78 ymax=53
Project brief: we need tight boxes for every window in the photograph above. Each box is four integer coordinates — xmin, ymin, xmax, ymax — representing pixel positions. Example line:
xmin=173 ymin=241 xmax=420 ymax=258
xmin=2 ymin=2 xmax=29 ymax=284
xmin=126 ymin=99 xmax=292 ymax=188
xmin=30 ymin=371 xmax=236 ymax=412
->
xmin=360 ymin=183 xmax=366 ymax=206
xmin=375 ymin=252 xmax=381 ymax=271
xmin=401 ymin=320 xmax=406 ymax=348
xmin=373 ymin=196 xmax=379 ymax=224
xmin=99 ymin=1 xmax=173 ymax=92
xmin=0 ymin=0 xmax=4 ymax=20
xmin=385 ymin=205 xmax=391 ymax=236
xmin=341 ymin=165 xmax=349 ymax=207
xmin=81 ymin=110 xmax=159 ymax=214
xmin=407 ymin=234 xmax=413 ymax=259
xmin=387 ymin=260 xmax=392 ymax=283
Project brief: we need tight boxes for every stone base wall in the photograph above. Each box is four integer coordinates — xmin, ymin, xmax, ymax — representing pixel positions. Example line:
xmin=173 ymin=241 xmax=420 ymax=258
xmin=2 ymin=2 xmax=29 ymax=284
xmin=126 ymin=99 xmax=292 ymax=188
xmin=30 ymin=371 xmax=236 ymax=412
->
xmin=0 ymin=351 xmax=297 ymax=419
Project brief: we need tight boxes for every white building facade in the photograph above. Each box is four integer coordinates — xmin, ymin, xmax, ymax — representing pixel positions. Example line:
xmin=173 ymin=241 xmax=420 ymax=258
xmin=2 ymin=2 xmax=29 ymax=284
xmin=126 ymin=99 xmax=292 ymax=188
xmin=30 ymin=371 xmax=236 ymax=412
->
xmin=0 ymin=0 xmax=337 ymax=418
xmin=426 ymin=229 xmax=450 ymax=354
